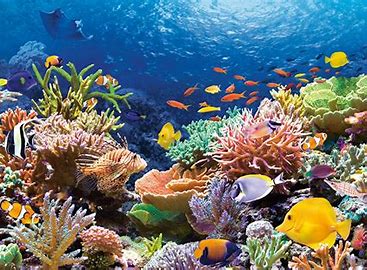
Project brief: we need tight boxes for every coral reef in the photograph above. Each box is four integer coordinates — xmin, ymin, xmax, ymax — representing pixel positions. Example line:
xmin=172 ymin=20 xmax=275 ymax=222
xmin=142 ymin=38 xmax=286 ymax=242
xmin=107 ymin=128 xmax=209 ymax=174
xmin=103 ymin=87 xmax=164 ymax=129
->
xmin=0 ymin=243 xmax=22 ymax=270
xmin=245 ymin=220 xmax=274 ymax=241
xmin=2 ymin=192 xmax=95 ymax=270
xmin=270 ymin=86 xmax=306 ymax=117
xmin=212 ymin=99 xmax=305 ymax=179
xmin=301 ymin=75 xmax=367 ymax=134
xmin=188 ymin=178 xmax=249 ymax=240
xmin=142 ymin=233 xmax=163 ymax=259
xmin=0 ymin=167 xmax=24 ymax=194
xmin=345 ymin=110 xmax=367 ymax=142
xmin=351 ymin=225 xmax=367 ymax=256
xmin=338 ymin=196 xmax=367 ymax=223
xmin=9 ymin=41 xmax=47 ymax=70
xmin=0 ymin=90 xmax=22 ymax=104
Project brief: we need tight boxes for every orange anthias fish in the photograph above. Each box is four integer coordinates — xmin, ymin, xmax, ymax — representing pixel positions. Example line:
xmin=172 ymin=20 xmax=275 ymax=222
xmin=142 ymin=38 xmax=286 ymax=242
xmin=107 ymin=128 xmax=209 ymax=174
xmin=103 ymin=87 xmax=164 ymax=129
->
xmin=225 ymin=83 xmax=236 ymax=93
xmin=266 ymin=83 xmax=280 ymax=88
xmin=296 ymin=83 xmax=302 ymax=89
xmin=210 ymin=116 xmax=221 ymax=122
xmin=233 ymin=75 xmax=246 ymax=81
xmin=316 ymin=79 xmax=326 ymax=84
xmin=249 ymin=91 xmax=259 ymax=97
xmin=309 ymin=67 xmax=321 ymax=73
xmin=213 ymin=67 xmax=227 ymax=74
xmin=221 ymin=92 xmax=246 ymax=102
xmin=285 ymin=83 xmax=295 ymax=90
xmin=184 ymin=83 xmax=199 ymax=97
xmin=166 ymin=100 xmax=191 ymax=111
xmin=244 ymin=80 xmax=259 ymax=86
xmin=273 ymin=68 xmax=291 ymax=77
xmin=246 ymin=96 xmax=259 ymax=105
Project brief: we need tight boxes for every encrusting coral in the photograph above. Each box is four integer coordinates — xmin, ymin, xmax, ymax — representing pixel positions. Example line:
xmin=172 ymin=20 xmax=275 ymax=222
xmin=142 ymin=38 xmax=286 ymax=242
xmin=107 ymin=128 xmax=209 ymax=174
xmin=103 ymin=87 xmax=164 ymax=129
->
xmin=212 ymin=98 xmax=305 ymax=179
xmin=0 ymin=167 xmax=24 ymax=194
xmin=2 ymin=192 xmax=95 ymax=270
xmin=0 ymin=243 xmax=22 ymax=270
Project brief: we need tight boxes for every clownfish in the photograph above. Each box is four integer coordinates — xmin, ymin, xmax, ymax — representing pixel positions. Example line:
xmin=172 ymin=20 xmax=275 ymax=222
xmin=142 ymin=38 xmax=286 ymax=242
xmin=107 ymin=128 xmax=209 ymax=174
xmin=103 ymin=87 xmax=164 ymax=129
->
xmin=45 ymin=55 xmax=63 ymax=69
xmin=301 ymin=133 xmax=327 ymax=151
xmin=95 ymin=74 xmax=119 ymax=89
xmin=194 ymin=239 xmax=241 ymax=267
xmin=0 ymin=199 xmax=40 ymax=224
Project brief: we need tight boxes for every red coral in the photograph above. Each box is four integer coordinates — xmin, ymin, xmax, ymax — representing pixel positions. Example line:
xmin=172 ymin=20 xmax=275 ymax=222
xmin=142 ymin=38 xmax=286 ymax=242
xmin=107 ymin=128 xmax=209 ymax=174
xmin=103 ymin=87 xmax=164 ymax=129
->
xmin=351 ymin=226 xmax=367 ymax=250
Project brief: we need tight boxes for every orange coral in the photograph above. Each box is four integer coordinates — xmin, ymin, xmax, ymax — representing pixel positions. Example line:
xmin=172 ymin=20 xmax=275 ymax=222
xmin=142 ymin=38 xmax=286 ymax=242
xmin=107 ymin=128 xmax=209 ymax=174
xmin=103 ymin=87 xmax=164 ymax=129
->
xmin=135 ymin=164 xmax=216 ymax=213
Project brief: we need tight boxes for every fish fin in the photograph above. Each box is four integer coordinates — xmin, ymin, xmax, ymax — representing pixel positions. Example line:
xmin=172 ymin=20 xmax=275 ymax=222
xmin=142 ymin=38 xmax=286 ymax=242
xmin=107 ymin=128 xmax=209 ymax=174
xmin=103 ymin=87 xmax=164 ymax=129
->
xmin=336 ymin=219 xmax=351 ymax=240
xmin=174 ymin=131 xmax=181 ymax=141
xmin=140 ymin=115 xmax=147 ymax=120
xmin=323 ymin=231 xmax=337 ymax=249
xmin=240 ymin=91 xmax=246 ymax=97
xmin=324 ymin=56 xmax=331 ymax=63
xmin=273 ymin=172 xmax=284 ymax=185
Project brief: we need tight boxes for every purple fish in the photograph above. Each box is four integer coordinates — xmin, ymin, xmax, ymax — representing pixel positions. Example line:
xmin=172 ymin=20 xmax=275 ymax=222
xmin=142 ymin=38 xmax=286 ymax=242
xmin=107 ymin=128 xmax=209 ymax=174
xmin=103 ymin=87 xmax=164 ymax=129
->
xmin=306 ymin=164 xmax=336 ymax=179
xmin=6 ymin=71 xmax=37 ymax=92
xmin=123 ymin=109 xmax=146 ymax=122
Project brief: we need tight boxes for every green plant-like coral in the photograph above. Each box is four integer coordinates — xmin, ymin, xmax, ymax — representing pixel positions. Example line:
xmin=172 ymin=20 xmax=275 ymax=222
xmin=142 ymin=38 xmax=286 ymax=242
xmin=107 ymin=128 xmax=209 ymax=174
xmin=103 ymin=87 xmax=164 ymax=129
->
xmin=32 ymin=62 xmax=132 ymax=120
xmin=0 ymin=167 xmax=23 ymax=194
xmin=142 ymin=233 xmax=163 ymax=259
xmin=244 ymin=234 xmax=291 ymax=270
xmin=301 ymin=75 xmax=367 ymax=134
xmin=0 ymin=243 xmax=22 ymax=270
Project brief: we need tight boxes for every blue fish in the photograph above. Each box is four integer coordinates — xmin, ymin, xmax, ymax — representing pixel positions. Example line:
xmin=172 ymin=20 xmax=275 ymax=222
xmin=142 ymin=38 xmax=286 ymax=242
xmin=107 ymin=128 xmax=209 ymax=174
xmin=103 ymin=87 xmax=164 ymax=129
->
xmin=0 ymin=71 xmax=37 ymax=92
xmin=123 ymin=109 xmax=146 ymax=121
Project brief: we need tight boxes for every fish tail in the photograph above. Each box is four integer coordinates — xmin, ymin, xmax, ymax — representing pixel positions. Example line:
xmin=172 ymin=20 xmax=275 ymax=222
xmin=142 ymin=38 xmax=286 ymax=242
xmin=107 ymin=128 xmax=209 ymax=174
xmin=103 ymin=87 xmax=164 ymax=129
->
xmin=240 ymin=91 xmax=246 ymax=97
xmin=336 ymin=219 xmax=352 ymax=240
xmin=324 ymin=56 xmax=330 ymax=63
xmin=174 ymin=130 xmax=182 ymax=141
xmin=184 ymin=105 xmax=191 ymax=111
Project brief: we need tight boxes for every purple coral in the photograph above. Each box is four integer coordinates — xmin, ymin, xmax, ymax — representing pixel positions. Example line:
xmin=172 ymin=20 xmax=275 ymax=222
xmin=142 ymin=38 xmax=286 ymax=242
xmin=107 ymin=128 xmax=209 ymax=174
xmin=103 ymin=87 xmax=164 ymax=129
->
xmin=345 ymin=111 xmax=367 ymax=142
xmin=188 ymin=177 xmax=249 ymax=241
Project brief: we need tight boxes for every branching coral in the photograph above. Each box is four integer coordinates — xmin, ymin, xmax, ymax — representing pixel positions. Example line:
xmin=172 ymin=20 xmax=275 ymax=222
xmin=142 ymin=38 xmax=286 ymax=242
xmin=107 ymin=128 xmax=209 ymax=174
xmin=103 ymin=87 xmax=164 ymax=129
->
xmin=142 ymin=233 xmax=163 ymax=259
xmin=301 ymin=75 xmax=367 ymax=134
xmin=0 ymin=243 xmax=22 ymax=270
xmin=212 ymin=99 xmax=305 ymax=179
xmin=244 ymin=233 xmax=291 ymax=270
xmin=3 ymin=192 xmax=95 ymax=270
xmin=0 ymin=90 xmax=22 ymax=104
xmin=0 ymin=167 xmax=24 ymax=194
xmin=188 ymin=178 xmax=249 ymax=240
xmin=270 ymin=86 xmax=305 ymax=117
xmin=289 ymin=240 xmax=355 ymax=270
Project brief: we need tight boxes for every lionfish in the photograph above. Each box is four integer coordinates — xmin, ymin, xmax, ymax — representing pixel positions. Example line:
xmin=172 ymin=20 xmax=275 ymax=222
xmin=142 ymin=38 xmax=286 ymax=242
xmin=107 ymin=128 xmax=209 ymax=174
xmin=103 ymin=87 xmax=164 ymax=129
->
xmin=76 ymin=137 xmax=147 ymax=198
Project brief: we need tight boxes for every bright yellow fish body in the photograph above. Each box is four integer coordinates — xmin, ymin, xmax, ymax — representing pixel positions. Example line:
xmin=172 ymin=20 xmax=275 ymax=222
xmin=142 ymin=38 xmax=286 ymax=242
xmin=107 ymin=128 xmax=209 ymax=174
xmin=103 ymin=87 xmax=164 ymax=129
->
xmin=276 ymin=197 xmax=351 ymax=250
xmin=205 ymin=85 xmax=221 ymax=94
xmin=324 ymin=51 xmax=349 ymax=68
xmin=0 ymin=78 xmax=7 ymax=87
xmin=298 ymin=78 xmax=309 ymax=83
xmin=294 ymin=73 xmax=306 ymax=78
xmin=157 ymin=122 xmax=181 ymax=150
xmin=198 ymin=106 xmax=221 ymax=113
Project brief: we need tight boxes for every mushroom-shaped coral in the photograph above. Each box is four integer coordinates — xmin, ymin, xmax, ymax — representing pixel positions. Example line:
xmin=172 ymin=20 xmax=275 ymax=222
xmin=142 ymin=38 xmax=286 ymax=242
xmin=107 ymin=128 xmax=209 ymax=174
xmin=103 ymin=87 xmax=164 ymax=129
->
xmin=212 ymin=99 xmax=305 ymax=179
xmin=135 ymin=164 xmax=216 ymax=213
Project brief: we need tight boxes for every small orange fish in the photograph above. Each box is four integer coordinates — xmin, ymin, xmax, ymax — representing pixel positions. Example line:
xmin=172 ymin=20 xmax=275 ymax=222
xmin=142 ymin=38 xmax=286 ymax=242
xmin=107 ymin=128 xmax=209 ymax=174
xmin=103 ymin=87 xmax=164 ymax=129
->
xmin=244 ymin=80 xmax=259 ymax=86
xmin=210 ymin=116 xmax=221 ymax=122
xmin=166 ymin=100 xmax=190 ymax=111
xmin=285 ymin=83 xmax=295 ymax=90
xmin=316 ymin=79 xmax=326 ymax=83
xmin=95 ymin=74 xmax=119 ymax=89
xmin=221 ymin=92 xmax=246 ymax=102
xmin=84 ymin=97 xmax=98 ymax=109
xmin=225 ymin=83 xmax=236 ymax=93
xmin=301 ymin=133 xmax=327 ymax=151
xmin=296 ymin=83 xmax=302 ymax=89
xmin=249 ymin=91 xmax=259 ymax=96
xmin=311 ymin=74 xmax=317 ymax=78
xmin=246 ymin=96 xmax=259 ymax=105
xmin=335 ymin=71 xmax=341 ymax=75
xmin=199 ymin=101 xmax=209 ymax=107
xmin=233 ymin=75 xmax=246 ymax=81
xmin=325 ymin=69 xmax=331 ymax=73
xmin=183 ymin=83 xmax=199 ymax=97
xmin=309 ymin=67 xmax=320 ymax=73
xmin=266 ymin=83 xmax=280 ymax=88
xmin=213 ymin=67 xmax=227 ymax=74
xmin=273 ymin=68 xmax=291 ymax=77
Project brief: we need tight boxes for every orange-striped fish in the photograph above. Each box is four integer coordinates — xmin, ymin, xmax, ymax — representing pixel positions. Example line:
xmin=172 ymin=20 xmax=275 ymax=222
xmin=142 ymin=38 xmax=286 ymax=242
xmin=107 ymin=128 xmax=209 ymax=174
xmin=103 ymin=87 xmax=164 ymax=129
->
xmin=324 ymin=180 xmax=367 ymax=198
xmin=233 ymin=75 xmax=246 ymax=81
xmin=83 ymin=97 xmax=98 ymax=110
xmin=225 ymin=83 xmax=236 ymax=93
xmin=210 ymin=116 xmax=222 ymax=122
xmin=0 ymin=199 xmax=40 ymax=224
xmin=309 ymin=67 xmax=321 ymax=73
xmin=244 ymin=80 xmax=259 ymax=86
xmin=273 ymin=68 xmax=291 ymax=77
xmin=166 ymin=100 xmax=190 ymax=111
xmin=301 ymin=133 xmax=327 ymax=151
xmin=213 ymin=67 xmax=227 ymax=74
xmin=249 ymin=91 xmax=259 ymax=97
xmin=184 ymin=83 xmax=199 ymax=97
xmin=266 ymin=83 xmax=280 ymax=88
xmin=246 ymin=96 xmax=259 ymax=105
xmin=95 ymin=74 xmax=119 ymax=89
xmin=316 ymin=79 xmax=326 ymax=84
xmin=221 ymin=92 xmax=246 ymax=102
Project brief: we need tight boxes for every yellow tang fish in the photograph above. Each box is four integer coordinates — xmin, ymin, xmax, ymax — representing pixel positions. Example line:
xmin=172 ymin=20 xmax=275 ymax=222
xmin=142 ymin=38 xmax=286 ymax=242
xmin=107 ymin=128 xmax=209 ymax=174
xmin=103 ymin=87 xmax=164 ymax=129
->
xmin=294 ymin=73 xmax=306 ymax=78
xmin=276 ymin=197 xmax=351 ymax=250
xmin=157 ymin=122 xmax=181 ymax=150
xmin=198 ymin=106 xmax=221 ymax=113
xmin=0 ymin=199 xmax=40 ymax=224
xmin=324 ymin=51 xmax=349 ymax=68
xmin=298 ymin=78 xmax=309 ymax=83
xmin=205 ymin=85 xmax=221 ymax=94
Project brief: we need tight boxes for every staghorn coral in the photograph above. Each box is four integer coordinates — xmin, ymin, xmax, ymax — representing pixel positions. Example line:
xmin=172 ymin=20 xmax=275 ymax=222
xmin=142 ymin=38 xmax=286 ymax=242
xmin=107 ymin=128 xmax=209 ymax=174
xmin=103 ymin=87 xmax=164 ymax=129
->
xmin=245 ymin=233 xmax=291 ymax=270
xmin=270 ymin=85 xmax=306 ymax=117
xmin=301 ymin=75 xmax=367 ymax=134
xmin=2 ymin=192 xmax=95 ymax=270
xmin=142 ymin=233 xmax=163 ymax=259
xmin=345 ymin=111 xmax=367 ymax=142
xmin=0 ymin=243 xmax=22 ymax=270
xmin=212 ymin=99 xmax=305 ymax=179
xmin=32 ymin=62 xmax=132 ymax=119
xmin=188 ymin=178 xmax=249 ymax=240
xmin=289 ymin=240 xmax=355 ymax=270
xmin=135 ymin=163 xmax=215 ymax=213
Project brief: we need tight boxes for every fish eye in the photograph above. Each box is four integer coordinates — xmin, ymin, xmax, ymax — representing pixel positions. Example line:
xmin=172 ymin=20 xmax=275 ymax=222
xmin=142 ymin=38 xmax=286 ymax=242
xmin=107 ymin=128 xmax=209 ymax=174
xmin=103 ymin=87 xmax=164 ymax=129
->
xmin=287 ymin=215 xmax=292 ymax=220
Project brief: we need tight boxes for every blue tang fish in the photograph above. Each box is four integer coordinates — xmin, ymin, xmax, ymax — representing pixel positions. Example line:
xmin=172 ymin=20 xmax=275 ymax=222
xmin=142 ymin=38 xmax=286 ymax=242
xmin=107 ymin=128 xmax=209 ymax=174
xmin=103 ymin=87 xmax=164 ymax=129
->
xmin=0 ymin=71 xmax=37 ymax=92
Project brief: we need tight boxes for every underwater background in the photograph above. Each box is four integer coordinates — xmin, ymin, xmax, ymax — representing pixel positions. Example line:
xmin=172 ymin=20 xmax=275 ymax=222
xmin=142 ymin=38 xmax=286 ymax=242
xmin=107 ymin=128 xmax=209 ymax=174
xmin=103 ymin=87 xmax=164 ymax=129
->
xmin=0 ymin=0 xmax=366 ymax=269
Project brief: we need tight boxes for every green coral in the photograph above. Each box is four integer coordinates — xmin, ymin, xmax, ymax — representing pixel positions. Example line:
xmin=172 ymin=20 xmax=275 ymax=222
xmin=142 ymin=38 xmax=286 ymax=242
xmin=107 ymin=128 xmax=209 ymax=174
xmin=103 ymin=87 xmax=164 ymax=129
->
xmin=338 ymin=196 xmax=367 ymax=223
xmin=83 ymin=251 xmax=114 ymax=270
xmin=244 ymin=234 xmax=291 ymax=270
xmin=0 ymin=243 xmax=22 ymax=270
xmin=32 ymin=62 xmax=132 ymax=120
xmin=0 ymin=167 xmax=23 ymax=194
xmin=301 ymin=75 xmax=367 ymax=134
xmin=142 ymin=233 xmax=163 ymax=259
xmin=75 ymin=109 xmax=124 ymax=134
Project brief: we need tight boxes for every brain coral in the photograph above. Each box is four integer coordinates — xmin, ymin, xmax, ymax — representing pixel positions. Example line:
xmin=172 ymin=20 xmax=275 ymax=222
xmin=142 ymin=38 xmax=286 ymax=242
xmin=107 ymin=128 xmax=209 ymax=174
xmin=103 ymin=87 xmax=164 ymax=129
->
xmin=301 ymin=75 xmax=367 ymax=134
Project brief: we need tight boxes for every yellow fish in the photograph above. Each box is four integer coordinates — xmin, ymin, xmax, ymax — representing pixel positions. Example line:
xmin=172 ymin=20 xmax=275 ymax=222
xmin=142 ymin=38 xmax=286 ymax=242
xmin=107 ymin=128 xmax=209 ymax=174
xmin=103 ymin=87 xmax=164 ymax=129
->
xmin=276 ymin=197 xmax=351 ymax=250
xmin=324 ymin=51 xmax=349 ymax=68
xmin=198 ymin=106 xmax=221 ymax=113
xmin=205 ymin=85 xmax=221 ymax=94
xmin=298 ymin=78 xmax=309 ymax=83
xmin=294 ymin=73 xmax=306 ymax=78
xmin=157 ymin=122 xmax=181 ymax=150
xmin=0 ymin=78 xmax=7 ymax=87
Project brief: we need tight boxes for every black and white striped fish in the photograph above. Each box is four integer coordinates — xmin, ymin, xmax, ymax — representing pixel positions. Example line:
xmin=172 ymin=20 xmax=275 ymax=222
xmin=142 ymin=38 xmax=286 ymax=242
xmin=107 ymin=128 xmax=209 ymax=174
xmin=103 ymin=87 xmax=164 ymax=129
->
xmin=4 ymin=119 xmax=40 ymax=159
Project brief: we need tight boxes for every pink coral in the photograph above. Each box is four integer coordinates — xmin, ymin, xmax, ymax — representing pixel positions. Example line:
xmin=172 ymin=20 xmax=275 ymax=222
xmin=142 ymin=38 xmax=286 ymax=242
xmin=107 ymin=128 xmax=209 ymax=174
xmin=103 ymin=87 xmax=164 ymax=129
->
xmin=345 ymin=111 xmax=367 ymax=141
xmin=80 ymin=226 xmax=123 ymax=257
xmin=351 ymin=225 xmax=367 ymax=251
xmin=212 ymin=99 xmax=305 ymax=179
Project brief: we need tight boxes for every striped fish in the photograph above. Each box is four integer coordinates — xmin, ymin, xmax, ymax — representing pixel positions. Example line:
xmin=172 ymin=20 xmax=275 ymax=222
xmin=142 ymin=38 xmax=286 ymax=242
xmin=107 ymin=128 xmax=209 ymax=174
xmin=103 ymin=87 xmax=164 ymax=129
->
xmin=4 ymin=119 xmax=39 ymax=159
xmin=0 ymin=199 xmax=40 ymax=224
xmin=325 ymin=180 xmax=367 ymax=198
xmin=301 ymin=133 xmax=327 ymax=151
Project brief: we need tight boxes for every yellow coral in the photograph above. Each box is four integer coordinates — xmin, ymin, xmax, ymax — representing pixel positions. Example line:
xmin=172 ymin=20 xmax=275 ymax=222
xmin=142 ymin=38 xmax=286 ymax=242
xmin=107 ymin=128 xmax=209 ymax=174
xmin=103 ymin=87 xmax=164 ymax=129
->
xmin=270 ymin=86 xmax=305 ymax=117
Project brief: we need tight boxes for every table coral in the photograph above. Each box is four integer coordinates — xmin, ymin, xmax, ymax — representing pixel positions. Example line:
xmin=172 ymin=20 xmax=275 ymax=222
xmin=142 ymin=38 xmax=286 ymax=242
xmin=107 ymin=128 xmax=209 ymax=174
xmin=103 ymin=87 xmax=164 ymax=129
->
xmin=212 ymin=99 xmax=305 ymax=179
